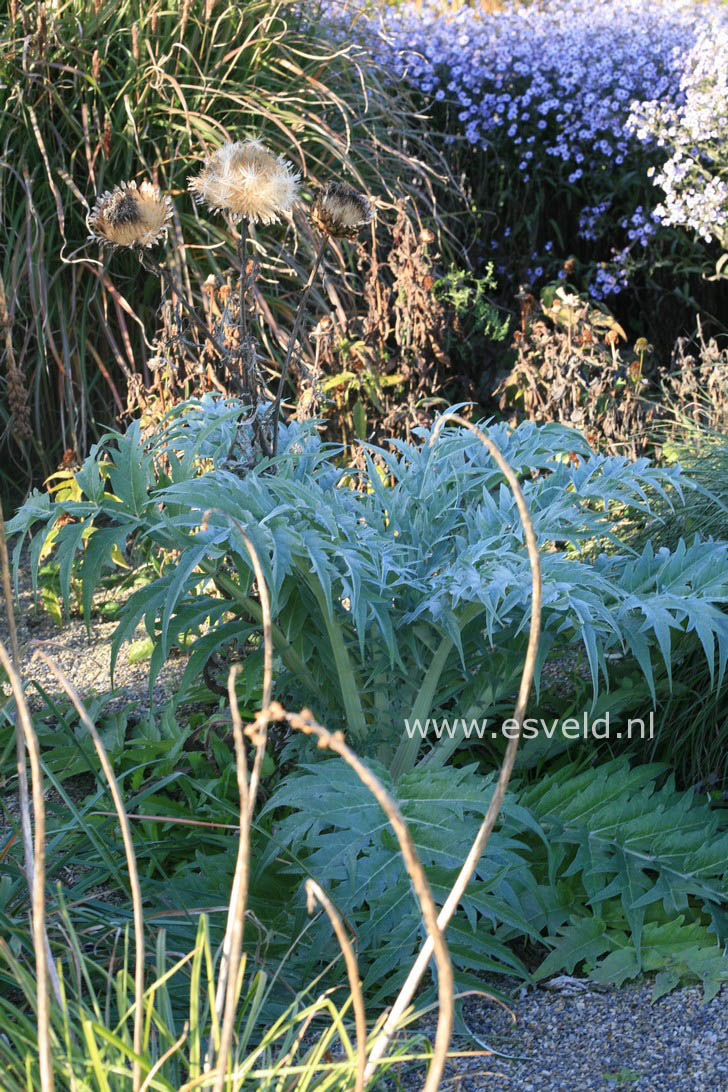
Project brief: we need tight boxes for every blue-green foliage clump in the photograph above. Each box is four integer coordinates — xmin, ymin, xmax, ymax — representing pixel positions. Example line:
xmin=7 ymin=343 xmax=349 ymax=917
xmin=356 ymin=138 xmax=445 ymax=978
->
xmin=8 ymin=394 xmax=728 ymax=773
xmin=264 ymin=757 xmax=728 ymax=1000
xmin=8 ymin=396 xmax=728 ymax=997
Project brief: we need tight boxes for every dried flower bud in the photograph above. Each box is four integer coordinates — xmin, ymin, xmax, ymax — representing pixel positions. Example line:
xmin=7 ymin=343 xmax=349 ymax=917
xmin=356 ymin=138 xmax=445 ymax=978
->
xmin=6 ymin=364 xmax=31 ymax=444
xmin=310 ymin=181 xmax=374 ymax=240
xmin=88 ymin=180 xmax=173 ymax=249
xmin=101 ymin=113 xmax=111 ymax=158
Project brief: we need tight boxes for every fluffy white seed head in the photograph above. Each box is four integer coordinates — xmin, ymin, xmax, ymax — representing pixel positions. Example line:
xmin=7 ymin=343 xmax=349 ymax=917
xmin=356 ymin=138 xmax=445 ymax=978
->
xmin=187 ymin=139 xmax=300 ymax=224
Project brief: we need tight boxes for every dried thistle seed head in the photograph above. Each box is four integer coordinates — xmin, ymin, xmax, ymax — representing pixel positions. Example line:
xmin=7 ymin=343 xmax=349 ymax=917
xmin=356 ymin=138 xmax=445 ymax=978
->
xmin=88 ymin=180 xmax=173 ymax=249
xmin=310 ymin=181 xmax=374 ymax=240
xmin=187 ymin=139 xmax=300 ymax=224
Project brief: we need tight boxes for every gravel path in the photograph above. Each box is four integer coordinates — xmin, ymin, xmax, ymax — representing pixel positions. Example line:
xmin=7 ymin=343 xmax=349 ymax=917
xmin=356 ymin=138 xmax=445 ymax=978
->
xmin=0 ymin=557 xmax=186 ymax=713
xmin=391 ymin=980 xmax=727 ymax=1091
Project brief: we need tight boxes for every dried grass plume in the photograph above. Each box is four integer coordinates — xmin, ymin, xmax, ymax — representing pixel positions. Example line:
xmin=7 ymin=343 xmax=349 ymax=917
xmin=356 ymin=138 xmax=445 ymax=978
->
xmin=188 ymin=139 xmax=300 ymax=224
xmin=311 ymin=181 xmax=374 ymax=240
xmin=88 ymin=181 xmax=173 ymax=249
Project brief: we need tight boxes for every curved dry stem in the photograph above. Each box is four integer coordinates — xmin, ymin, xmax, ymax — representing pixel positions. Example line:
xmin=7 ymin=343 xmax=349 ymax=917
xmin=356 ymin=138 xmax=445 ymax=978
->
xmin=211 ymin=666 xmax=251 ymax=1092
xmin=305 ymin=878 xmax=367 ymax=1092
xmin=0 ymin=501 xmax=19 ymax=666
xmin=1 ymin=508 xmax=61 ymax=1009
xmin=364 ymin=412 xmax=542 ymax=1079
xmin=269 ymin=702 xmax=453 ymax=1092
xmin=32 ymin=649 xmax=145 ymax=1092
xmin=209 ymin=519 xmax=272 ymax=1091
xmin=0 ymin=641 xmax=54 ymax=1092
xmin=1 ymin=500 xmax=32 ymax=934
xmin=0 ymin=501 xmax=36 ymax=981
xmin=139 ymin=1022 xmax=189 ymax=1092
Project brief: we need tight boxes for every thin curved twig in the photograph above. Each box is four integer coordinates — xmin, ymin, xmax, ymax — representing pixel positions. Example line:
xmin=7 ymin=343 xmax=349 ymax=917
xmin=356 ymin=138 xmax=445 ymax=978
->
xmin=305 ymin=878 xmax=367 ymax=1092
xmin=0 ymin=501 xmax=19 ymax=666
xmin=268 ymin=702 xmax=454 ymax=1092
xmin=1 ymin=503 xmax=62 ymax=1010
xmin=210 ymin=664 xmax=250 ymax=1092
xmin=364 ymin=412 xmax=542 ymax=1080
xmin=32 ymin=649 xmax=145 ymax=1092
xmin=0 ymin=500 xmax=32 ymax=932
xmin=0 ymin=641 xmax=54 ymax=1092
xmin=139 ymin=1022 xmax=189 ymax=1092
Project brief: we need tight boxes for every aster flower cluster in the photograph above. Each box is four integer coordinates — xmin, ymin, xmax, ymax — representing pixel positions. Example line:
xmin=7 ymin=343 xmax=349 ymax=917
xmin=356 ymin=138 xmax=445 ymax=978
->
xmin=319 ymin=0 xmax=722 ymax=183
xmin=627 ymin=19 xmax=728 ymax=248
xmin=315 ymin=0 xmax=726 ymax=302
xmin=578 ymin=203 xmax=611 ymax=244
xmin=591 ymin=258 xmax=630 ymax=302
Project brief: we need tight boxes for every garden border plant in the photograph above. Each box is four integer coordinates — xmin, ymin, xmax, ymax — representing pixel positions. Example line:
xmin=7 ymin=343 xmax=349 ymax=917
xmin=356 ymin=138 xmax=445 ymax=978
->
xmin=316 ymin=0 xmax=728 ymax=353
xmin=0 ymin=410 xmax=543 ymax=1089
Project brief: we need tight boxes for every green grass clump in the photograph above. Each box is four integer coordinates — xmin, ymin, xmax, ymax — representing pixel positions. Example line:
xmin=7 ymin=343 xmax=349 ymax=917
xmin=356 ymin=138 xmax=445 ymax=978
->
xmin=643 ymin=435 xmax=728 ymax=550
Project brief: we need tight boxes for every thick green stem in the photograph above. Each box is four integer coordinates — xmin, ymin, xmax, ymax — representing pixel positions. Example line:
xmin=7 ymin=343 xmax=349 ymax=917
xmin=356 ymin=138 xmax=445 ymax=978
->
xmin=205 ymin=565 xmax=322 ymax=700
xmin=389 ymin=603 xmax=486 ymax=779
xmin=294 ymin=560 xmax=368 ymax=741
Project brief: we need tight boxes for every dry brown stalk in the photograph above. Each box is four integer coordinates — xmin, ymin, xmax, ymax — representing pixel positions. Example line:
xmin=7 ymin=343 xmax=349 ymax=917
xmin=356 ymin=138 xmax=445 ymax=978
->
xmin=305 ymin=878 xmax=367 ymax=1092
xmin=207 ymin=514 xmax=372 ymax=1090
xmin=363 ymin=412 xmax=542 ymax=1080
xmin=210 ymin=664 xmax=251 ymax=1092
xmin=0 ymin=273 xmax=32 ymax=446
xmin=1 ymin=500 xmax=62 ymax=1019
xmin=1 ymin=495 xmax=34 ymax=955
xmin=269 ymin=234 xmax=329 ymax=454
xmin=0 ymin=641 xmax=54 ymax=1092
xmin=267 ymin=702 xmax=454 ymax=1092
xmin=211 ymin=520 xmax=272 ymax=1092
xmin=0 ymin=500 xmax=19 ymax=669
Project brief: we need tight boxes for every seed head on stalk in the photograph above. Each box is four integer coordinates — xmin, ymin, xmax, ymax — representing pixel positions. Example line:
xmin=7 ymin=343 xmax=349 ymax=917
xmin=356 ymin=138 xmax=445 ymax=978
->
xmin=188 ymin=139 xmax=300 ymax=225
xmin=310 ymin=180 xmax=374 ymax=240
xmin=87 ymin=180 xmax=173 ymax=249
